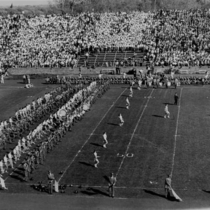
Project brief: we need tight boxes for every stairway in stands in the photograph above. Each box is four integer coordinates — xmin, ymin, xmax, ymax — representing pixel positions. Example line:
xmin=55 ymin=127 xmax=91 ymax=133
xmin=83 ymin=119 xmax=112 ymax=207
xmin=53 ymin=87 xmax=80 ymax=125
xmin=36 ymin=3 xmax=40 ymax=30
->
xmin=77 ymin=49 xmax=146 ymax=68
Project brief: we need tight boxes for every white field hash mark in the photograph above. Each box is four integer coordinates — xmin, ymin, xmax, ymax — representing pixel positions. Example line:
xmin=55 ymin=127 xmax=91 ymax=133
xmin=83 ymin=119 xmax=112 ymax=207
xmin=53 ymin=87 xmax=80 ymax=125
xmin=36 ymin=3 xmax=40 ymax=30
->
xmin=170 ymin=88 xmax=183 ymax=178
xmin=116 ymin=89 xmax=154 ymax=177
xmin=58 ymin=88 xmax=127 ymax=183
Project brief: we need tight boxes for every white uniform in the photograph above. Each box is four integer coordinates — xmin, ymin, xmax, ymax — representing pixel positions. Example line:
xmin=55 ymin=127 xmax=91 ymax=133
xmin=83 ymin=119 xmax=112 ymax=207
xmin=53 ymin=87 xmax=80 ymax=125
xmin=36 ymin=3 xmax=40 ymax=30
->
xmin=138 ymin=79 xmax=142 ymax=90
xmin=119 ymin=114 xmax=124 ymax=126
xmin=164 ymin=105 xmax=170 ymax=118
xmin=0 ymin=161 xmax=5 ymax=174
xmin=94 ymin=151 xmax=99 ymax=168
xmin=126 ymin=97 xmax=130 ymax=109
xmin=103 ymin=132 xmax=108 ymax=148
xmin=0 ymin=175 xmax=7 ymax=190
xmin=8 ymin=153 xmax=14 ymax=169
xmin=129 ymin=87 xmax=133 ymax=97
xmin=3 ymin=156 xmax=8 ymax=170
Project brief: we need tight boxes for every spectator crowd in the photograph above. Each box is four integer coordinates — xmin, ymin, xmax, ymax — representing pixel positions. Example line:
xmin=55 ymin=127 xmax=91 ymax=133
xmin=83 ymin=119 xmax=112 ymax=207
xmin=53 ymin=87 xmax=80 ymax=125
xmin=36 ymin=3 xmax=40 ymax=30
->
xmin=1 ymin=9 xmax=210 ymax=70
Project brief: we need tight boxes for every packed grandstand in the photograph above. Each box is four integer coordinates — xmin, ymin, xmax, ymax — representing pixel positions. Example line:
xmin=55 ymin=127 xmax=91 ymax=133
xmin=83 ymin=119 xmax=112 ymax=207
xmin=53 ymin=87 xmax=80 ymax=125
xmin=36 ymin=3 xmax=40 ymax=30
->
xmin=1 ymin=9 xmax=210 ymax=69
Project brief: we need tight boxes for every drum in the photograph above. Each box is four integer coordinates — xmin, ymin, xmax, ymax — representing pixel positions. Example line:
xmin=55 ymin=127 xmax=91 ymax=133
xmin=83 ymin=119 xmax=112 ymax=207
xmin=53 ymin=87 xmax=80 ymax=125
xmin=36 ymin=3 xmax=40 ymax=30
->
xmin=159 ymin=82 xmax=162 ymax=87
xmin=167 ymin=82 xmax=171 ymax=87
xmin=58 ymin=109 xmax=66 ymax=118
xmin=83 ymin=104 xmax=89 ymax=111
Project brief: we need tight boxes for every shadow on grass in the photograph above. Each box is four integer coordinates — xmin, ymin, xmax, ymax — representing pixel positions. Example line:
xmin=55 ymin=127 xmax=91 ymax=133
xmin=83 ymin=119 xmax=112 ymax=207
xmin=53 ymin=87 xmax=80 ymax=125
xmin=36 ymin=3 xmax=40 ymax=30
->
xmin=202 ymin=189 xmax=210 ymax=194
xmin=144 ymin=189 xmax=166 ymax=199
xmin=17 ymin=81 xmax=25 ymax=84
xmin=103 ymin=175 xmax=110 ymax=183
xmin=81 ymin=190 xmax=96 ymax=196
xmin=10 ymin=174 xmax=24 ymax=182
xmin=107 ymin=123 xmax=119 ymax=126
xmin=13 ymin=170 xmax=24 ymax=176
xmin=144 ymin=189 xmax=178 ymax=202
xmin=81 ymin=187 xmax=109 ymax=197
xmin=79 ymin=161 xmax=93 ymax=167
xmin=90 ymin=143 xmax=103 ymax=148
xmin=152 ymin=115 xmax=164 ymax=118
xmin=116 ymin=106 xmax=126 ymax=109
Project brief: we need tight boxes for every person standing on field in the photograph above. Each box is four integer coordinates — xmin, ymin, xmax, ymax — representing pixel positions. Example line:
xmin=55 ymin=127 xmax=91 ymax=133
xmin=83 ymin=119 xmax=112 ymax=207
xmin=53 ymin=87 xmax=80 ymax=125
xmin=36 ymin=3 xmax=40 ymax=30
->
xmin=93 ymin=150 xmax=100 ymax=168
xmin=102 ymin=132 xmax=108 ymax=148
xmin=165 ymin=174 xmax=172 ymax=199
xmin=126 ymin=97 xmax=130 ymax=109
xmin=174 ymin=93 xmax=179 ymax=105
xmin=108 ymin=173 xmax=117 ymax=198
xmin=118 ymin=113 xmax=124 ymax=126
xmin=164 ymin=104 xmax=170 ymax=119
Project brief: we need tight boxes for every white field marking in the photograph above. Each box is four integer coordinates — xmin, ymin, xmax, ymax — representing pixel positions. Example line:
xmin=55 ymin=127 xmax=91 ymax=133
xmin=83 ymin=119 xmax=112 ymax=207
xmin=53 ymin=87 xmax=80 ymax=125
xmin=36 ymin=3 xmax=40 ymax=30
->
xmin=75 ymin=195 xmax=128 ymax=200
xmin=136 ymin=136 xmax=167 ymax=154
xmin=58 ymin=88 xmax=127 ymax=183
xmin=89 ymin=133 xmax=126 ymax=137
xmin=170 ymin=88 xmax=183 ymax=178
xmin=116 ymin=89 xmax=154 ymax=177
xmin=0 ymin=86 xmax=24 ymax=89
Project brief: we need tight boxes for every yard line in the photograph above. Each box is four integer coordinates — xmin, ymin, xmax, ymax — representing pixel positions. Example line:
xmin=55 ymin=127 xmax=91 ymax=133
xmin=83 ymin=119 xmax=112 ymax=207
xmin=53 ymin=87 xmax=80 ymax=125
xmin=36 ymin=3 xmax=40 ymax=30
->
xmin=58 ymin=88 xmax=127 ymax=183
xmin=75 ymin=195 xmax=128 ymax=199
xmin=137 ymin=136 xmax=167 ymax=154
xmin=116 ymin=89 xmax=154 ymax=177
xmin=0 ymin=86 xmax=23 ymax=89
xmin=170 ymin=88 xmax=183 ymax=178
xmin=5 ymin=182 xmax=199 ymax=191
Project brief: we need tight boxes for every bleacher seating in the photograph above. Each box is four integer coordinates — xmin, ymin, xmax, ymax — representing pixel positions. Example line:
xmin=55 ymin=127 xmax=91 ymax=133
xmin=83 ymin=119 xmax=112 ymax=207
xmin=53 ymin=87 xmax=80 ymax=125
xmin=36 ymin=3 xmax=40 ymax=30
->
xmin=77 ymin=50 xmax=146 ymax=68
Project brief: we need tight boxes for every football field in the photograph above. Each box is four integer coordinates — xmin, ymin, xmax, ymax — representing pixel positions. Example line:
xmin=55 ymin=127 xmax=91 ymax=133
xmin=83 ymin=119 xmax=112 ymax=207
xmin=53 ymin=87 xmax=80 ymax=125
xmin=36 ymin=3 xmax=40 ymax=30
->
xmin=2 ymin=79 xmax=210 ymax=208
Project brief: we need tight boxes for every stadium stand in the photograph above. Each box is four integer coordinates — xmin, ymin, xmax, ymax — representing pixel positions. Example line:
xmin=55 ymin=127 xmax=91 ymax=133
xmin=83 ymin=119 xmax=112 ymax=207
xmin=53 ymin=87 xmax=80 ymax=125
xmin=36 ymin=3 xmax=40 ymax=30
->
xmin=0 ymin=10 xmax=210 ymax=71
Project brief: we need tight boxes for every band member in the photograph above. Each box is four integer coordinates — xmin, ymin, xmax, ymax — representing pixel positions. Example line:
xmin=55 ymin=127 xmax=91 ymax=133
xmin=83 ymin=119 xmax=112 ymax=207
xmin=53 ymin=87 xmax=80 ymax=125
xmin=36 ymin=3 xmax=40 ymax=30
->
xmin=0 ymin=174 xmax=8 ymax=190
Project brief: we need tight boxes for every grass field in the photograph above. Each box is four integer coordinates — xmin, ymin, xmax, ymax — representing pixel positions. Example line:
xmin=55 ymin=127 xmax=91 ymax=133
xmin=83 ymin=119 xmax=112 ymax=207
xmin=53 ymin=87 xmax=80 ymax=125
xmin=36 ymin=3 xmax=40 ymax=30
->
xmin=1 ymin=79 xmax=210 ymax=208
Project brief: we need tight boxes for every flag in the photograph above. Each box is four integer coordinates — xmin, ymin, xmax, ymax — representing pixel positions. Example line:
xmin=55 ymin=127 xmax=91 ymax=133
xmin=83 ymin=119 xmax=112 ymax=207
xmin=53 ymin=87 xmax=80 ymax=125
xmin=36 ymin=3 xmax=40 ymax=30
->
xmin=54 ymin=180 xmax=59 ymax=193
xmin=171 ymin=188 xmax=182 ymax=202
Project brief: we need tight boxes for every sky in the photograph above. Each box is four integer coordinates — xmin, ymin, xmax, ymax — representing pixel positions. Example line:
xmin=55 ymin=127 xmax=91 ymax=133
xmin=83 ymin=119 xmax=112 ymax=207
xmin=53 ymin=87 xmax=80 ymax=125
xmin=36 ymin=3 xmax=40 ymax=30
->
xmin=0 ymin=0 xmax=52 ymax=6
